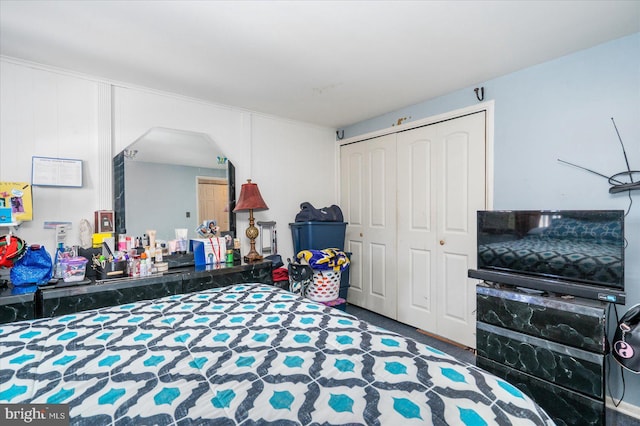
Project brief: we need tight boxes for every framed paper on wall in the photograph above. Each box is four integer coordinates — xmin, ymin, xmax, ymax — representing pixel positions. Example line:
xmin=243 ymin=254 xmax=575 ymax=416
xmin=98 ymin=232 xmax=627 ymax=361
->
xmin=31 ymin=156 xmax=83 ymax=187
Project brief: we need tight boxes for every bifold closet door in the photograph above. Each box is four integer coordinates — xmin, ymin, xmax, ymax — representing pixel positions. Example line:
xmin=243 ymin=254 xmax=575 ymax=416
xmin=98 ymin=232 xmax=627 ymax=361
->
xmin=396 ymin=112 xmax=486 ymax=348
xmin=340 ymin=134 xmax=397 ymax=318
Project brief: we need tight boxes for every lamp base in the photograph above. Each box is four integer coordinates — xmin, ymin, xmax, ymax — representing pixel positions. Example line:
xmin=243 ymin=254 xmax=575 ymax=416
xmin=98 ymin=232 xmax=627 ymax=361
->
xmin=244 ymin=249 xmax=263 ymax=263
xmin=243 ymin=210 xmax=264 ymax=263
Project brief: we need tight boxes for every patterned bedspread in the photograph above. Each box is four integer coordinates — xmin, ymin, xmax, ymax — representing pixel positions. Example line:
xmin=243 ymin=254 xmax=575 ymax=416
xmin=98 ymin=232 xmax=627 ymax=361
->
xmin=0 ymin=284 xmax=553 ymax=425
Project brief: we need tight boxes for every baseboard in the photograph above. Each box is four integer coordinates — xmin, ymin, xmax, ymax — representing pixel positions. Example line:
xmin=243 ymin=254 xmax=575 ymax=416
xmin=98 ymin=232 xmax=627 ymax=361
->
xmin=606 ymin=397 xmax=640 ymax=420
xmin=416 ymin=328 xmax=473 ymax=352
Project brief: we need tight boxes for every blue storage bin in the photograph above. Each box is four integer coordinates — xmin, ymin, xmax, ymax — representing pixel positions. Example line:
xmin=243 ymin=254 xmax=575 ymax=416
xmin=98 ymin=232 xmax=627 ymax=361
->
xmin=339 ymin=252 xmax=351 ymax=299
xmin=289 ymin=221 xmax=348 ymax=253
xmin=290 ymin=222 xmax=351 ymax=303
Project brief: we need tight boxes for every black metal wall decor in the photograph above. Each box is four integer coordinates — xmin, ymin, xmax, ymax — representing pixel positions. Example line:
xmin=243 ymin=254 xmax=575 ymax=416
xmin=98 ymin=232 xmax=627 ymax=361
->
xmin=474 ymin=87 xmax=485 ymax=102
xmin=558 ymin=118 xmax=639 ymax=194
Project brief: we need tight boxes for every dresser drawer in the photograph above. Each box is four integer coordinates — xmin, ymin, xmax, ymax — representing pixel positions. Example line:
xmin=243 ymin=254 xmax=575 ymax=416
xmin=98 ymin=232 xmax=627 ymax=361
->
xmin=477 ymin=285 xmax=606 ymax=353
xmin=181 ymin=263 xmax=272 ymax=293
xmin=0 ymin=292 xmax=35 ymax=324
xmin=40 ymin=275 xmax=182 ymax=318
xmin=477 ymin=321 xmax=604 ymax=398
xmin=477 ymin=356 xmax=605 ymax=426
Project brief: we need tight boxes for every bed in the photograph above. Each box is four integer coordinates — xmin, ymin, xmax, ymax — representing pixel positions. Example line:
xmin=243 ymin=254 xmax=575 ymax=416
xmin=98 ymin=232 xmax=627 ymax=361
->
xmin=0 ymin=284 xmax=553 ymax=425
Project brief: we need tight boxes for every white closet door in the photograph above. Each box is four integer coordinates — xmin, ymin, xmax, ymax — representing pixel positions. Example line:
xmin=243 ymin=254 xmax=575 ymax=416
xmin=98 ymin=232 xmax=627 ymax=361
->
xmin=436 ymin=113 xmax=485 ymax=348
xmin=396 ymin=124 xmax=438 ymax=331
xmin=340 ymin=134 xmax=397 ymax=318
xmin=397 ymin=112 xmax=486 ymax=348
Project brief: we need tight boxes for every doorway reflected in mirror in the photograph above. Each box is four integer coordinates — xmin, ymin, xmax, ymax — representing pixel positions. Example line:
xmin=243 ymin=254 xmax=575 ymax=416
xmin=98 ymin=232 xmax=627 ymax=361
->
xmin=113 ymin=128 xmax=236 ymax=243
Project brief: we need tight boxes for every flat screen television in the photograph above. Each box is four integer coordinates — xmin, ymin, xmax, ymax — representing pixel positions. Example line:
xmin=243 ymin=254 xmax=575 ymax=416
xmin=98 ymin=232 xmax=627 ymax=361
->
xmin=468 ymin=210 xmax=626 ymax=304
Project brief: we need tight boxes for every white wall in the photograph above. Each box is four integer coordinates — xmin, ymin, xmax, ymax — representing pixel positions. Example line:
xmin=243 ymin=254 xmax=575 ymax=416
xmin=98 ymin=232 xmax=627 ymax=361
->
xmin=112 ymin=85 xmax=248 ymax=176
xmin=0 ymin=60 xmax=111 ymax=252
xmin=0 ymin=58 xmax=337 ymax=261
xmin=251 ymin=114 xmax=340 ymax=258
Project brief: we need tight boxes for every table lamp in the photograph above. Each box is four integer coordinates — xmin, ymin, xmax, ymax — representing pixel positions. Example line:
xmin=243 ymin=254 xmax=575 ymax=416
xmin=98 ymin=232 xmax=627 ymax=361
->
xmin=233 ymin=179 xmax=269 ymax=262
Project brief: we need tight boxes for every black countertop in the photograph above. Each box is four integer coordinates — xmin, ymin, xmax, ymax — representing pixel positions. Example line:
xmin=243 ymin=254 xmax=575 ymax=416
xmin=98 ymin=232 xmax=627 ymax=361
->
xmin=0 ymin=260 xmax=273 ymax=322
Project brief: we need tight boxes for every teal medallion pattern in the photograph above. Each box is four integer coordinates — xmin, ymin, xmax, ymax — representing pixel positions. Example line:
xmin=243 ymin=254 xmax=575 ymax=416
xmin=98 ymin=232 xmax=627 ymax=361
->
xmin=0 ymin=284 xmax=552 ymax=425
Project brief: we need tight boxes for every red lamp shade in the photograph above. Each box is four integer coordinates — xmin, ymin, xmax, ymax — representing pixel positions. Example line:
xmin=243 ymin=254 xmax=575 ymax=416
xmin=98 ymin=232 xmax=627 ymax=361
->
xmin=233 ymin=179 xmax=268 ymax=262
xmin=233 ymin=180 xmax=268 ymax=212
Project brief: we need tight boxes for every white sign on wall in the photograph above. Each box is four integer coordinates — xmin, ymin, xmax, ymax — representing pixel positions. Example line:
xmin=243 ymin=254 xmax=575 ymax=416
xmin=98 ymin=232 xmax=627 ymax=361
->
xmin=31 ymin=156 xmax=83 ymax=187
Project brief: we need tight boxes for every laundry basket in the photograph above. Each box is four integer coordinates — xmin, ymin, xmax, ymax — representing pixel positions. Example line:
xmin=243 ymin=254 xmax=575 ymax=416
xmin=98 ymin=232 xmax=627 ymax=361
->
xmin=306 ymin=269 xmax=342 ymax=302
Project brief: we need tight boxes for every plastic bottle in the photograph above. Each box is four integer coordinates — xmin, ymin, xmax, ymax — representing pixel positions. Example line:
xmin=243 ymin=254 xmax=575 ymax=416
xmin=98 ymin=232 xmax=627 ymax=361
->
xmin=140 ymin=252 xmax=148 ymax=276
xmin=155 ymin=243 xmax=163 ymax=262
xmin=54 ymin=242 xmax=65 ymax=279
xmin=147 ymin=230 xmax=156 ymax=253
xmin=132 ymin=256 xmax=140 ymax=277
xmin=128 ymin=257 xmax=135 ymax=277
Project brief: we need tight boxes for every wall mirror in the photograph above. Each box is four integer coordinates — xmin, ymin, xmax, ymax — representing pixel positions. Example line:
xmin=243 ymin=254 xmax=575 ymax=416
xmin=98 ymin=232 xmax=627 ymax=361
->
xmin=114 ymin=127 xmax=236 ymax=243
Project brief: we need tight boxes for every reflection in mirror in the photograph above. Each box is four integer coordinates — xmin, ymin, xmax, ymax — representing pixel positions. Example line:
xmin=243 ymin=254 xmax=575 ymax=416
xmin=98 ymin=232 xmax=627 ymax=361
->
xmin=113 ymin=128 xmax=236 ymax=243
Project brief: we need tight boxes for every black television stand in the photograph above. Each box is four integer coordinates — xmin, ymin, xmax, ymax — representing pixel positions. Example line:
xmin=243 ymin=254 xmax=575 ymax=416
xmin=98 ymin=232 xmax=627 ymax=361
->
xmin=468 ymin=268 xmax=625 ymax=304
xmin=475 ymin=281 xmax=609 ymax=426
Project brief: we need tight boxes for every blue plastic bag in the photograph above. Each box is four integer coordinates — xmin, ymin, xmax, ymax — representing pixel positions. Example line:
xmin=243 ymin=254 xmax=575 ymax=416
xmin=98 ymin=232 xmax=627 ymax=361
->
xmin=10 ymin=244 xmax=53 ymax=285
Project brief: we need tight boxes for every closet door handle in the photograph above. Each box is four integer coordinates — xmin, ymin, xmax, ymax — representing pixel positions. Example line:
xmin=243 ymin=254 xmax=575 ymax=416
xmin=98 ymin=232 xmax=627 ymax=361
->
xmin=439 ymin=240 xmax=445 ymax=246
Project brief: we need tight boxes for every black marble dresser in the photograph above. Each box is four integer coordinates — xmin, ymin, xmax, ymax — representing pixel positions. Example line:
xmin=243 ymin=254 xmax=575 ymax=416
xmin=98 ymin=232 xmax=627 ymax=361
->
xmin=0 ymin=260 xmax=273 ymax=323
xmin=476 ymin=284 xmax=608 ymax=426
xmin=0 ymin=286 xmax=36 ymax=323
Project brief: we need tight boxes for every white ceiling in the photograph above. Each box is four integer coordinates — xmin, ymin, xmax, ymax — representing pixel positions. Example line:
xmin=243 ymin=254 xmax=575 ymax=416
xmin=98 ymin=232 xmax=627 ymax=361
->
xmin=1 ymin=1 xmax=638 ymax=129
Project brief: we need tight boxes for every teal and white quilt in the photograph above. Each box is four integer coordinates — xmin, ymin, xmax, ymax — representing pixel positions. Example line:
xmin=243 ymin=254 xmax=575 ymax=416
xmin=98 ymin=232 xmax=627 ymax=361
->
xmin=0 ymin=284 xmax=553 ymax=425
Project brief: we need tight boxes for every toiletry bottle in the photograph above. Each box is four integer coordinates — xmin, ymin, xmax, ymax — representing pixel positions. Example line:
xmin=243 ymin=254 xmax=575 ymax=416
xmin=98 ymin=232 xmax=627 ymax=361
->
xmin=128 ymin=257 xmax=134 ymax=277
xmin=54 ymin=243 xmax=65 ymax=279
xmin=131 ymin=256 xmax=140 ymax=277
xmin=139 ymin=252 xmax=148 ymax=276
xmin=147 ymin=230 xmax=156 ymax=254
xmin=155 ymin=243 xmax=163 ymax=262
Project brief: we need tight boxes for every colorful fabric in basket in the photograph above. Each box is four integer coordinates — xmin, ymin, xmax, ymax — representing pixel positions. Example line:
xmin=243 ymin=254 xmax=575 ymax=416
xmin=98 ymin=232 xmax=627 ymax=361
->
xmin=320 ymin=297 xmax=346 ymax=307
xmin=296 ymin=248 xmax=350 ymax=271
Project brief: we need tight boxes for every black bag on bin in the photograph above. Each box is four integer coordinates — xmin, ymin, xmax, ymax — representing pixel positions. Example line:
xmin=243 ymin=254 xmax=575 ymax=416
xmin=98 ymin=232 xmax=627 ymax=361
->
xmin=295 ymin=202 xmax=343 ymax=222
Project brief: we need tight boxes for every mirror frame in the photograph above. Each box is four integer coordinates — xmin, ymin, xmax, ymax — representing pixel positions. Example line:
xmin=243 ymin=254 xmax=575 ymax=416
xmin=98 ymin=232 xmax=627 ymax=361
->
xmin=113 ymin=153 xmax=236 ymax=238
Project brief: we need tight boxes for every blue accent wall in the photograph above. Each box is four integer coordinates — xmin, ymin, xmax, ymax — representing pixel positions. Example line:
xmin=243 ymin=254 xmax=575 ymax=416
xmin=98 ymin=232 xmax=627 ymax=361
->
xmin=341 ymin=33 xmax=640 ymax=410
